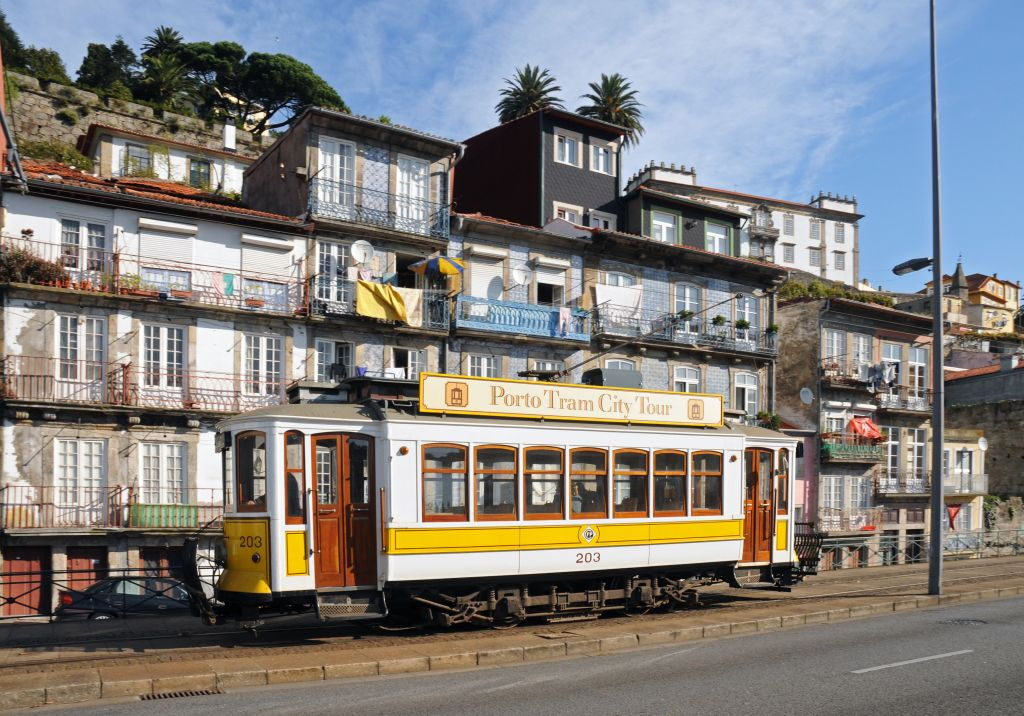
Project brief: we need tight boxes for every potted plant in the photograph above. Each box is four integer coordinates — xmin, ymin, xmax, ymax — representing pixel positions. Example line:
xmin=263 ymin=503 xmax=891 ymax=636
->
xmin=735 ymin=318 xmax=751 ymax=330
xmin=766 ymin=323 xmax=780 ymax=334
xmin=711 ymin=314 xmax=726 ymax=327
xmin=119 ymin=274 xmax=158 ymax=298
xmin=245 ymin=296 xmax=266 ymax=308
xmin=171 ymin=288 xmax=193 ymax=300
xmin=676 ymin=309 xmax=695 ymax=322
xmin=756 ymin=411 xmax=781 ymax=430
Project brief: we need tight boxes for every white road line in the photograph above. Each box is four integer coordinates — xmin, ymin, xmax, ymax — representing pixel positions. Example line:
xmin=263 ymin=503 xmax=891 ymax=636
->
xmin=852 ymin=649 xmax=974 ymax=674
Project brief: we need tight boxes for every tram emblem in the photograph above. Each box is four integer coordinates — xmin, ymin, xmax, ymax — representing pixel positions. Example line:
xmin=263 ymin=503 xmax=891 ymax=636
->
xmin=580 ymin=525 xmax=598 ymax=543
xmin=688 ymin=399 xmax=704 ymax=420
xmin=444 ymin=381 xmax=470 ymax=407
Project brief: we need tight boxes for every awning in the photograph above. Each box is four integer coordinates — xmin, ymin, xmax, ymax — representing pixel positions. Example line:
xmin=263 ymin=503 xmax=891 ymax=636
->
xmin=848 ymin=416 xmax=882 ymax=440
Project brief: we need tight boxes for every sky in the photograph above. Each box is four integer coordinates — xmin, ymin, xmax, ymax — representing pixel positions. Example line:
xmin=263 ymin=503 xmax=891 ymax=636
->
xmin=4 ymin=0 xmax=1022 ymax=294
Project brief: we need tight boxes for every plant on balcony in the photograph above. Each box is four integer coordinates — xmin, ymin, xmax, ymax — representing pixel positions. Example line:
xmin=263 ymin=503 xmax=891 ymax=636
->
xmin=766 ymin=323 xmax=779 ymax=334
xmin=245 ymin=296 xmax=266 ymax=308
xmin=735 ymin=319 xmax=751 ymax=330
xmin=119 ymin=273 xmax=159 ymax=297
xmin=711 ymin=314 xmax=726 ymax=327
xmin=756 ymin=411 xmax=782 ymax=430
xmin=0 ymin=246 xmax=69 ymax=285
xmin=676 ymin=310 xmax=694 ymax=322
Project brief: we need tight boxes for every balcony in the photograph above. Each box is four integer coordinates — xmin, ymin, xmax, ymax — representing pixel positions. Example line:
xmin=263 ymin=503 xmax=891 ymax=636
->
xmin=875 ymin=470 xmax=929 ymax=495
xmin=820 ymin=359 xmax=871 ymax=388
xmin=820 ymin=434 xmax=885 ymax=463
xmin=0 ymin=485 xmax=223 ymax=531
xmin=944 ymin=472 xmax=988 ymax=496
xmin=307 ymin=276 xmax=450 ymax=330
xmin=454 ymin=295 xmax=590 ymax=342
xmin=0 ymin=356 xmax=286 ymax=413
xmin=309 ymin=177 xmax=449 ymax=239
xmin=591 ymin=307 xmax=778 ymax=356
xmin=874 ymin=386 xmax=932 ymax=412
xmin=817 ymin=507 xmax=881 ymax=533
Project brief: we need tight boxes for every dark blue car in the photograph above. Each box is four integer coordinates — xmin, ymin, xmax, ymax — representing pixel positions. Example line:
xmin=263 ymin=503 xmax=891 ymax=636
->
xmin=56 ymin=576 xmax=191 ymax=620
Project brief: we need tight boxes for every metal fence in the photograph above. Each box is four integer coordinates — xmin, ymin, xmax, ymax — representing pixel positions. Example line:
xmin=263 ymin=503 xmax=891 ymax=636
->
xmin=591 ymin=305 xmax=778 ymax=355
xmin=816 ymin=528 xmax=1024 ymax=571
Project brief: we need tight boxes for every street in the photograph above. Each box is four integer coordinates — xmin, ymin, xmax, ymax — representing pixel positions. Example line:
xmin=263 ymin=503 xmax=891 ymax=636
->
xmin=36 ymin=596 xmax=1024 ymax=716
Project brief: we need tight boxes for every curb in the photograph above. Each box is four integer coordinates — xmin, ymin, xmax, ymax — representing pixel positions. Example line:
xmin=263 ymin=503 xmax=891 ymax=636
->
xmin=1 ymin=584 xmax=1020 ymax=710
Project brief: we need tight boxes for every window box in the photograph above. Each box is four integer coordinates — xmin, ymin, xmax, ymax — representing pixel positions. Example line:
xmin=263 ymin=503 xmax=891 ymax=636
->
xmin=170 ymin=289 xmax=193 ymax=300
xmin=245 ymin=297 xmax=266 ymax=308
xmin=121 ymin=287 xmax=159 ymax=298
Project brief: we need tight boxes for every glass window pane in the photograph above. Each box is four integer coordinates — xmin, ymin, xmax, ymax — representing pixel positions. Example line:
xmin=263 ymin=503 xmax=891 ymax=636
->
xmin=423 ymin=444 xmax=466 ymax=518
xmin=475 ymin=447 xmax=516 ymax=518
xmin=525 ymin=448 xmax=562 ymax=516
xmin=425 ymin=445 xmax=466 ymax=471
xmin=349 ymin=438 xmax=370 ymax=505
xmin=236 ymin=432 xmax=267 ymax=510
xmin=692 ymin=452 xmax=723 ymax=512
xmin=571 ymin=449 xmax=607 ymax=517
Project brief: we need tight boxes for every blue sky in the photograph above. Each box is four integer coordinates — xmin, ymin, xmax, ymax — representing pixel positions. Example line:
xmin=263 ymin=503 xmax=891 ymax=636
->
xmin=5 ymin=0 xmax=1020 ymax=294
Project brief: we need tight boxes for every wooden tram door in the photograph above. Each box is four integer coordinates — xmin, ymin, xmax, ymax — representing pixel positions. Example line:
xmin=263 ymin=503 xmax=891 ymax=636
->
xmin=313 ymin=434 xmax=376 ymax=588
xmin=742 ymin=449 xmax=774 ymax=563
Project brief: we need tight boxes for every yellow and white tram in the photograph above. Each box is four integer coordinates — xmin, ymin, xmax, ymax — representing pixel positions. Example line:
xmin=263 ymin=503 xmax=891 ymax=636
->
xmin=194 ymin=373 xmax=800 ymax=626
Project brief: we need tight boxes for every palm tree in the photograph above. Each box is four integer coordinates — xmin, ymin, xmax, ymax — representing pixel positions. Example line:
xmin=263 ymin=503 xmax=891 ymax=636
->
xmin=139 ymin=53 xmax=195 ymax=111
xmin=141 ymin=26 xmax=184 ymax=59
xmin=576 ymin=73 xmax=644 ymax=148
xmin=495 ymin=64 xmax=564 ymax=123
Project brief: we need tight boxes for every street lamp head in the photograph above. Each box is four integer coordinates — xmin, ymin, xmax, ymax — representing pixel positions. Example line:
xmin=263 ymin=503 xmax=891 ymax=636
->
xmin=892 ymin=257 xmax=934 ymax=276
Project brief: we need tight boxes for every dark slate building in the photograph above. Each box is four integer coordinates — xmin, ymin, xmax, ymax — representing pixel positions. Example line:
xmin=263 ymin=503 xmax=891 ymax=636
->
xmin=455 ymin=108 xmax=626 ymax=229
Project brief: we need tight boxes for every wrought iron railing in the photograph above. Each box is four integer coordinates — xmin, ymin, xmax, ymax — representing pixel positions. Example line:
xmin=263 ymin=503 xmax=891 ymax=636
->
xmin=307 ymin=275 xmax=450 ymax=330
xmin=819 ymin=358 xmax=871 ymax=386
xmin=819 ymin=434 xmax=885 ymax=462
xmin=455 ymin=295 xmax=590 ymax=342
xmin=875 ymin=469 xmax=929 ymax=495
xmin=591 ymin=305 xmax=778 ymax=355
xmin=814 ymin=528 xmax=1024 ymax=571
xmin=874 ymin=386 xmax=933 ymax=411
xmin=944 ymin=472 xmax=988 ymax=495
xmin=308 ymin=177 xmax=450 ymax=239
xmin=816 ymin=506 xmax=882 ymax=533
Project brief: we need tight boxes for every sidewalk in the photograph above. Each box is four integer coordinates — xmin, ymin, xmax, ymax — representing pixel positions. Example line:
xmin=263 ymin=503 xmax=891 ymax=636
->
xmin=2 ymin=556 xmax=1024 ymax=710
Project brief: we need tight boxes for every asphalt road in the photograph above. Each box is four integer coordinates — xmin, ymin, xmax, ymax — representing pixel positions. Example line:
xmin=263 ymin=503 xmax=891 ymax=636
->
xmin=34 ymin=596 xmax=1024 ymax=716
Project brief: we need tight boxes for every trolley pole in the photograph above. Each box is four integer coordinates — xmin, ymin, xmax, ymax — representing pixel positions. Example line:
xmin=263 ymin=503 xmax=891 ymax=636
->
xmin=927 ymin=0 xmax=945 ymax=597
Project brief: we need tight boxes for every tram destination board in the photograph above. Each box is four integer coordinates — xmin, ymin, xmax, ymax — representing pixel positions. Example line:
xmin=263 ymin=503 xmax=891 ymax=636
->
xmin=419 ymin=373 xmax=723 ymax=428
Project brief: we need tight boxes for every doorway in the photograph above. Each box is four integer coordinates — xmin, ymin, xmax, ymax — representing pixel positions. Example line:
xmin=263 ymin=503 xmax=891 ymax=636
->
xmin=313 ymin=434 xmax=376 ymax=588
xmin=742 ymin=449 xmax=773 ymax=563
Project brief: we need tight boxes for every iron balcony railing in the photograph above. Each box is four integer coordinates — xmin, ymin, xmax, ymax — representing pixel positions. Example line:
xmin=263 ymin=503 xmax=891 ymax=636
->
xmin=819 ymin=434 xmax=885 ymax=463
xmin=875 ymin=469 xmax=929 ymax=495
xmin=819 ymin=358 xmax=872 ymax=387
xmin=814 ymin=528 xmax=1024 ymax=572
xmin=591 ymin=305 xmax=778 ymax=355
xmin=874 ymin=386 xmax=933 ymax=412
xmin=0 ymin=484 xmax=223 ymax=530
xmin=0 ymin=356 xmax=286 ymax=413
xmin=816 ymin=506 xmax=882 ymax=533
xmin=307 ymin=275 xmax=450 ymax=330
xmin=308 ymin=177 xmax=450 ymax=239
xmin=944 ymin=472 xmax=988 ymax=495
xmin=454 ymin=295 xmax=590 ymax=342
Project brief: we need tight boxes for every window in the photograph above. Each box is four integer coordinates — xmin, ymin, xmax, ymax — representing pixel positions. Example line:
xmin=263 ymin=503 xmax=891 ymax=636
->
xmin=554 ymin=203 xmax=582 ymax=224
xmin=570 ymin=448 xmax=607 ymax=519
xmin=954 ymin=448 xmax=973 ymax=475
xmin=235 ymin=431 xmax=267 ymax=512
xmin=244 ymin=335 xmax=282 ymax=395
xmin=882 ymin=342 xmax=902 ymax=386
xmin=469 ymin=256 xmax=504 ymax=300
xmin=674 ymin=283 xmax=701 ymax=334
xmin=605 ymin=358 xmax=635 ymax=371
xmin=850 ymin=477 xmax=872 ymax=508
xmin=124 ymin=143 xmax=152 ymax=175
xmin=536 ymin=264 xmax=566 ymax=306
xmin=60 ymin=219 xmax=107 ymax=274
xmin=317 ymin=137 xmax=356 ymax=207
xmin=603 ymin=271 xmax=635 ymax=287
xmin=735 ymin=372 xmax=758 ymax=416
xmin=56 ymin=439 xmax=106 ymax=507
xmin=613 ymin=450 xmax=647 ymax=517
xmin=589 ymin=211 xmax=615 ymax=231
xmin=835 ymin=222 xmax=845 ymax=243
xmin=852 ymin=334 xmax=872 ymax=380
xmin=654 ymin=450 xmax=687 ymax=516
xmin=188 ymin=158 xmax=211 ymax=189
xmin=834 ymin=252 xmax=846 ymax=271
xmin=555 ymin=134 xmax=579 ymax=166
xmin=284 ymin=432 xmax=305 ymax=524
xmin=140 ymin=442 xmax=185 ymax=504
xmin=475 ymin=446 xmax=516 ymax=520
xmin=674 ymin=366 xmax=700 ymax=393
xmin=777 ymin=449 xmax=790 ymax=514
xmin=591 ymin=144 xmax=612 ymax=174
xmin=243 ymin=279 xmax=288 ymax=311
xmin=58 ymin=315 xmax=105 ymax=381
xmin=735 ymin=294 xmax=760 ymax=337
xmin=316 ymin=241 xmax=352 ymax=305
xmin=952 ymin=503 xmax=973 ymax=532
xmin=143 ymin=325 xmax=185 ymax=389
xmin=316 ymin=339 xmax=352 ymax=382
xmin=142 ymin=267 xmax=191 ymax=292
xmin=422 ymin=444 xmax=468 ymax=521
xmin=909 ymin=428 xmax=926 ymax=477
xmin=810 ymin=219 xmax=821 ymax=241
xmin=651 ymin=211 xmax=677 ymax=243
xmin=691 ymin=452 xmax=723 ymax=514
xmin=783 ymin=214 xmax=795 ymax=236
xmin=532 ymin=359 xmax=565 ymax=377
xmin=909 ymin=347 xmax=928 ymax=397
xmin=822 ymin=475 xmax=843 ymax=509
xmin=782 ymin=244 xmax=795 ymax=263
xmin=881 ymin=426 xmax=900 ymax=484
xmin=705 ymin=223 xmax=730 ymax=255
xmin=825 ymin=416 xmax=845 ymax=434
xmin=524 ymin=447 xmax=563 ymax=518
xmin=393 ymin=348 xmax=425 ymax=380
xmin=824 ymin=328 xmax=845 ymax=362
xmin=809 ymin=248 xmax=821 ymax=267
xmin=469 ymin=354 xmax=500 ymax=378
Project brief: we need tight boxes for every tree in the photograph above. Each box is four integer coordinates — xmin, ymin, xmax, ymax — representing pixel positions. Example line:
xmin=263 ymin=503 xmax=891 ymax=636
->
xmin=495 ymin=64 xmax=563 ymax=123
xmin=76 ymin=37 xmax=138 ymax=91
xmin=576 ymin=73 xmax=644 ymax=148
xmin=0 ymin=9 xmax=27 ymax=68
xmin=20 ymin=47 xmax=70 ymax=84
xmin=138 ymin=53 xmax=194 ymax=110
xmin=141 ymin=26 xmax=183 ymax=59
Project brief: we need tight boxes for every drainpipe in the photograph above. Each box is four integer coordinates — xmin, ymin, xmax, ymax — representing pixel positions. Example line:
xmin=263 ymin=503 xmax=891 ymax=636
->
xmin=538 ymin=111 xmax=545 ymax=226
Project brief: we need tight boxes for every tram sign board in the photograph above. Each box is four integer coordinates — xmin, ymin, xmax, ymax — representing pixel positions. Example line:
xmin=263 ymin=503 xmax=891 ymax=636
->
xmin=418 ymin=373 xmax=723 ymax=428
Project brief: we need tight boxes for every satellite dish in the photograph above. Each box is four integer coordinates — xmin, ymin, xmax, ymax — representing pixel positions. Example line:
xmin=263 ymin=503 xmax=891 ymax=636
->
xmin=351 ymin=240 xmax=375 ymax=265
xmin=978 ymin=437 xmax=989 ymax=452
xmin=511 ymin=264 xmax=534 ymax=287
xmin=799 ymin=387 xmax=813 ymax=405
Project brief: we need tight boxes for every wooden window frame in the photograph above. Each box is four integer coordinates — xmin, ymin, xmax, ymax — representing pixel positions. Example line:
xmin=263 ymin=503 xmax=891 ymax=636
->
xmin=235 ymin=430 xmax=267 ymax=513
xmin=777 ymin=448 xmax=790 ymax=515
xmin=653 ymin=449 xmax=688 ymax=517
xmin=612 ymin=449 xmax=648 ymax=518
xmin=473 ymin=444 xmax=518 ymax=522
xmin=283 ymin=430 xmax=306 ymax=525
xmin=422 ymin=443 xmax=469 ymax=522
xmin=569 ymin=447 xmax=609 ymax=520
xmin=691 ymin=450 xmax=724 ymax=516
xmin=524 ymin=446 xmax=565 ymax=520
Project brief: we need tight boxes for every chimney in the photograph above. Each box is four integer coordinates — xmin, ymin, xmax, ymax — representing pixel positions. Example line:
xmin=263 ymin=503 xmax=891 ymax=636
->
xmin=222 ymin=122 xmax=237 ymax=152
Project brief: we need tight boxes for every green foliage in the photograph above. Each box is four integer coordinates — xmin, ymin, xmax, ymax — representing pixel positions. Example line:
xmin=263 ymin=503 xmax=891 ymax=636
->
xmin=76 ymin=37 xmax=138 ymax=91
xmin=19 ymin=139 xmax=93 ymax=169
xmin=138 ymin=53 xmax=195 ymax=110
xmin=576 ymin=73 xmax=644 ymax=148
xmin=777 ymin=278 xmax=895 ymax=307
xmin=377 ymin=114 xmax=392 ymax=125
xmin=54 ymin=108 xmax=77 ymax=126
xmin=735 ymin=318 xmax=751 ymax=330
xmin=141 ymin=26 xmax=184 ymax=59
xmin=756 ymin=411 xmax=782 ymax=431
xmin=712 ymin=314 xmax=726 ymax=326
xmin=20 ymin=46 xmax=71 ymax=84
xmin=0 ymin=247 xmax=69 ymax=285
xmin=0 ymin=9 xmax=27 ymax=69
xmin=102 ymin=79 xmax=134 ymax=101
xmin=495 ymin=64 xmax=564 ymax=123
xmin=766 ymin=323 xmax=780 ymax=333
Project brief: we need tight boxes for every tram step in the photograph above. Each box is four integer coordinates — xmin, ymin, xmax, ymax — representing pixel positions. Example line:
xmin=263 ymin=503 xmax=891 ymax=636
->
xmin=316 ymin=591 xmax=386 ymax=620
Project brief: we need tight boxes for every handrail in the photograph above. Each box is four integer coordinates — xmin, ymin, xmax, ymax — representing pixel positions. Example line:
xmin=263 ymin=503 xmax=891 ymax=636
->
xmin=308 ymin=177 xmax=450 ymax=239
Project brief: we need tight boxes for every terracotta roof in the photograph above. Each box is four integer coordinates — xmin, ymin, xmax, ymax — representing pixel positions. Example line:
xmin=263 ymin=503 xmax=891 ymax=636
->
xmin=930 ymin=273 xmax=1021 ymax=291
xmin=946 ymin=358 xmax=1023 ymax=382
xmin=455 ymin=212 xmax=552 ymax=233
xmin=76 ymin=123 xmax=257 ymax=162
xmin=632 ymin=186 xmax=746 ymax=218
xmin=21 ymin=161 xmax=304 ymax=224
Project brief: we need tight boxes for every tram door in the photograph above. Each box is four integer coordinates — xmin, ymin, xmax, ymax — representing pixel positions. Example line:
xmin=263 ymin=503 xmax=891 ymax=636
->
xmin=742 ymin=449 xmax=773 ymax=563
xmin=312 ymin=434 xmax=376 ymax=587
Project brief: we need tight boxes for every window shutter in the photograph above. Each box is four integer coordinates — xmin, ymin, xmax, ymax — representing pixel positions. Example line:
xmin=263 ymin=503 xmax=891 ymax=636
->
xmin=535 ymin=264 xmax=565 ymax=286
xmin=139 ymin=230 xmax=193 ymax=263
xmin=470 ymin=257 xmax=503 ymax=299
xmin=242 ymin=244 xmax=292 ymax=277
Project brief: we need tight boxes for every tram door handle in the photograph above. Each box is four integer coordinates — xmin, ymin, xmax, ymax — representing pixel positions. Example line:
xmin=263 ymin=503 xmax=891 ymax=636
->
xmin=318 ymin=508 xmax=336 ymax=515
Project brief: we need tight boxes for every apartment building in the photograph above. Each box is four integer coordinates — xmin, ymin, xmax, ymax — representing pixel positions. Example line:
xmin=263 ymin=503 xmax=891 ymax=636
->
xmin=776 ymin=298 xmax=985 ymax=555
xmin=623 ymin=163 xmax=861 ymax=286
xmin=907 ymin=263 xmax=1022 ymax=336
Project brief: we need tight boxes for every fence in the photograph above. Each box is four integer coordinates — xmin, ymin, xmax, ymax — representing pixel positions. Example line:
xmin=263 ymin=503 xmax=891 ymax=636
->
xmin=307 ymin=275 xmax=451 ymax=330
xmin=591 ymin=305 xmax=778 ymax=355
xmin=816 ymin=528 xmax=1024 ymax=571
xmin=308 ymin=177 xmax=450 ymax=239
xmin=454 ymin=295 xmax=590 ymax=342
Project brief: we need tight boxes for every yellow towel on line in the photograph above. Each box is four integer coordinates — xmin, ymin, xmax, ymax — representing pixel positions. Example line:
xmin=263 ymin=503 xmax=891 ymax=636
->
xmin=355 ymin=280 xmax=408 ymax=323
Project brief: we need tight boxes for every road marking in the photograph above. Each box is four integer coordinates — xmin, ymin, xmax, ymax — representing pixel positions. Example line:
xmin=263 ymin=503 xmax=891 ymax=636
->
xmin=852 ymin=649 xmax=974 ymax=674
xmin=639 ymin=646 xmax=701 ymax=666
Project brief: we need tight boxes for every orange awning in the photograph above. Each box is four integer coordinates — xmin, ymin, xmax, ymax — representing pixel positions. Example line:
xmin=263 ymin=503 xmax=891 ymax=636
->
xmin=848 ymin=416 xmax=882 ymax=440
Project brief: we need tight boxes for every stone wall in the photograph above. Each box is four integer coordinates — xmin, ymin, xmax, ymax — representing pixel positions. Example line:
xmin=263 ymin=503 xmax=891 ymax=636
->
xmin=947 ymin=399 xmax=1024 ymax=496
xmin=6 ymin=72 xmax=272 ymax=158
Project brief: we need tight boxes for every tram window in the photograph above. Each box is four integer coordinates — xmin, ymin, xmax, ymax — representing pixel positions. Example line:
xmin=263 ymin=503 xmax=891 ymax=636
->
xmin=525 ymin=447 xmax=564 ymax=519
xmin=349 ymin=437 xmax=371 ymax=505
xmin=284 ymin=431 xmax=305 ymax=524
xmin=570 ymin=448 xmax=608 ymax=519
xmin=777 ymin=449 xmax=790 ymax=514
xmin=654 ymin=450 xmax=687 ymax=516
xmin=475 ymin=446 xmax=517 ymax=520
xmin=613 ymin=449 xmax=648 ymax=517
xmin=423 ymin=444 xmax=468 ymax=521
xmin=316 ymin=441 xmax=338 ymax=504
xmin=236 ymin=432 xmax=267 ymax=512
xmin=691 ymin=451 xmax=723 ymax=515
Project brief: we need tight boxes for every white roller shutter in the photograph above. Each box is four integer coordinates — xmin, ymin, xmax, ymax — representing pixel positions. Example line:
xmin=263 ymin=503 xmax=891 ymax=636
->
xmin=139 ymin=230 xmax=193 ymax=262
xmin=242 ymin=244 xmax=292 ymax=277
xmin=470 ymin=257 xmax=503 ymax=299
xmin=535 ymin=264 xmax=565 ymax=286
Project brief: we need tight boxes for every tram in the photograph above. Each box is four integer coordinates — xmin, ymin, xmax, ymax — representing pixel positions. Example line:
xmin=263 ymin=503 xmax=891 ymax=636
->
xmin=186 ymin=372 xmax=802 ymax=627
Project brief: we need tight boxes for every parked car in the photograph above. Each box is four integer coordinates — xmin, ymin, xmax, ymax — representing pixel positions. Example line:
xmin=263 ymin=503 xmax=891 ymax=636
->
xmin=55 ymin=576 xmax=192 ymax=620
